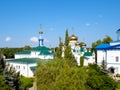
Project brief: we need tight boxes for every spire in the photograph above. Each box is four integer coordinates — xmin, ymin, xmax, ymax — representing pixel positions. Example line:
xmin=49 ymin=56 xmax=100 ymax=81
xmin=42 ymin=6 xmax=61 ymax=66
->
xmin=38 ymin=24 xmax=44 ymax=46
xmin=39 ymin=24 xmax=43 ymax=34
xmin=72 ymin=27 xmax=74 ymax=35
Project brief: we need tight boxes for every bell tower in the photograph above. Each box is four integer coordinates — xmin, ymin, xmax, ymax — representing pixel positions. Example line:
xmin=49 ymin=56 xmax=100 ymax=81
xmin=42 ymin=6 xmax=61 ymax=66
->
xmin=38 ymin=24 xmax=44 ymax=46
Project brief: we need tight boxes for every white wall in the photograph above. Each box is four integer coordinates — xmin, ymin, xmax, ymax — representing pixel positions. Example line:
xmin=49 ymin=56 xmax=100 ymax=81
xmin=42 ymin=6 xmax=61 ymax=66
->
xmin=7 ymin=62 xmax=36 ymax=77
xmin=15 ymin=54 xmax=30 ymax=59
xmin=97 ymin=49 xmax=120 ymax=74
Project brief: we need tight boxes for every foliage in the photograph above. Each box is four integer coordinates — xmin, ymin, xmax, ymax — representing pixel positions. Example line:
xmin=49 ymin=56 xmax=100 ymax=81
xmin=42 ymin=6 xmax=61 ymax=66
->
xmin=92 ymin=36 xmax=113 ymax=49
xmin=36 ymin=58 xmax=117 ymax=90
xmin=86 ymin=64 xmax=117 ymax=90
xmin=36 ymin=58 xmax=87 ymax=90
xmin=65 ymin=29 xmax=69 ymax=46
xmin=0 ymin=45 xmax=31 ymax=58
xmin=117 ymin=82 xmax=120 ymax=89
xmin=23 ymin=45 xmax=32 ymax=50
xmin=0 ymin=75 xmax=6 ymax=90
xmin=100 ymin=60 xmax=107 ymax=71
xmin=80 ymin=56 xmax=84 ymax=67
xmin=0 ymin=58 xmax=6 ymax=89
xmin=102 ymin=35 xmax=113 ymax=43
xmin=20 ymin=76 xmax=34 ymax=89
xmin=116 ymin=74 xmax=120 ymax=77
xmin=4 ymin=64 xmax=21 ymax=90
xmin=64 ymin=45 xmax=75 ymax=61
xmin=56 ymin=37 xmax=63 ymax=58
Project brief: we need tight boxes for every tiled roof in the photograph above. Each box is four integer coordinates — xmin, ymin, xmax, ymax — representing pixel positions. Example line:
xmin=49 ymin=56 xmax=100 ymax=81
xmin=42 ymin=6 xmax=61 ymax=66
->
xmin=15 ymin=46 xmax=53 ymax=55
xmin=7 ymin=58 xmax=40 ymax=64
xmin=80 ymin=47 xmax=84 ymax=52
xmin=32 ymin=46 xmax=50 ymax=51
xmin=40 ymin=51 xmax=53 ymax=55
xmin=84 ymin=52 xmax=93 ymax=56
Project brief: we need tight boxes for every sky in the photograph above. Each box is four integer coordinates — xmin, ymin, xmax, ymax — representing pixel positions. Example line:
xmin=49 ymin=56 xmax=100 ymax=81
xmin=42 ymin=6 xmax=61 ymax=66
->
xmin=0 ymin=0 xmax=120 ymax=48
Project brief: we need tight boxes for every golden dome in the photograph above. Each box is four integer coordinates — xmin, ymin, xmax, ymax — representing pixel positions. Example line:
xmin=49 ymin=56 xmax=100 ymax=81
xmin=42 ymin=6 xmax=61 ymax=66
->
xmin=70 ymin=34 xmax=78 ymax=41
xmin=79 ymin=42 xmax=86 ymax=46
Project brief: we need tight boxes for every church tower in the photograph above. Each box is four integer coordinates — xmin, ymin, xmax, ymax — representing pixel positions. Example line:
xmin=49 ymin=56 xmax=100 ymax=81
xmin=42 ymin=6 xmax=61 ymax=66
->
xmin=38 ymin=24 xmax=44 ymax=46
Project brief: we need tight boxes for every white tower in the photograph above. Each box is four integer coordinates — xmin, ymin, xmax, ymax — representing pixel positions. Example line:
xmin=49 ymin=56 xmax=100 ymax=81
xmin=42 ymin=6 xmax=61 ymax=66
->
xmin=38 ymin=24 xmax=44 ymax=46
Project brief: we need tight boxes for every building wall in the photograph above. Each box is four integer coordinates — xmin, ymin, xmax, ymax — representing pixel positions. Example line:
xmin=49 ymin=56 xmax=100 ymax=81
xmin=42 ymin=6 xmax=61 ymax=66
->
xmin=7 ymin=62 xmax=36 ymax=77
xmin=15 ymin=54 xmax=30 ymax=59
xmin=15 ymin=54 xmax=54 ymax=60
xmin=97 ymin=49 xmax=120 ymax=74
xmin=97 ymin=50 xmax=106 ymax=65
xmin=84 ymin=56 xmax=95 ymax=66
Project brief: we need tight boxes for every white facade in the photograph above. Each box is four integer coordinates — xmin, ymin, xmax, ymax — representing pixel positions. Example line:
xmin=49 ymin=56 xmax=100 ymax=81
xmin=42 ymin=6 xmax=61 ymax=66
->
xmin=66 ymin=34 xmax=95 ymax=66
xmin=6 ymin=60 xmax=37 ymax=77
xmin=96 ymin=29 xmax=120 ymax=74
xmin=96 ymin=47 xmax=120 ymax=74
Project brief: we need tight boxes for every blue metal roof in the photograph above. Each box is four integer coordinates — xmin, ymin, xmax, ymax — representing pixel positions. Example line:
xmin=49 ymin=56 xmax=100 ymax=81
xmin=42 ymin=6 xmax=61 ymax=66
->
xmin=96 ymin=44 xmax=110 ymax=49
xmin=96 ymin=43 xmax=120 ymax=50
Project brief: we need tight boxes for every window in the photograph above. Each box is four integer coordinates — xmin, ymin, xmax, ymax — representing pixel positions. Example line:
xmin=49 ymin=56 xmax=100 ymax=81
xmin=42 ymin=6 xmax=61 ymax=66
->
xmin=116 ymin=56 xmax=119 ymax=62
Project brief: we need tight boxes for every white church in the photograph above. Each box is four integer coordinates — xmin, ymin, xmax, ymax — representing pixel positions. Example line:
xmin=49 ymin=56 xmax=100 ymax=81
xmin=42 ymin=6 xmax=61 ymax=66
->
xmin=6 ymin=26 xmax=54 ymax=77
xmin=96 ymin=29 xmax=120 ymax=75
xmin=62 ymin=32 xmax=95 ymax=66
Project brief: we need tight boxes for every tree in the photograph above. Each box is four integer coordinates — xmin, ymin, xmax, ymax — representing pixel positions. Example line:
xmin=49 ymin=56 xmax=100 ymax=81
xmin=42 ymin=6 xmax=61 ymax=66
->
xmin=20 ymin=76 xmax=34 ymax=89
xmin=4 ymin=64 xmax=21 ymax=90
xmin=102 ymin=35 xmax=113 ymax=43
xmin=36 ymin=58 xmax=87 ymax=90
xmin=0 ymin=58 xmax=6 ymax=90
xmin=65 ymin=29 xmax=69 ymax=46
xmin=23 ymin=45 xmax=31 ymax=50
xmin=0 ymin=75 xmax=6 ymax=90
xmin=80 ymin=56 xmax=84 ymax=67
xmin=64 ymin=45 xmax=75 ymax=61
xmin=101 ymin=60 xmax=107 ymax=70
xmin=56 ymin=37 xmax=63 ymax=58
xmin=86 ymin=64 xmax=117 ymax=90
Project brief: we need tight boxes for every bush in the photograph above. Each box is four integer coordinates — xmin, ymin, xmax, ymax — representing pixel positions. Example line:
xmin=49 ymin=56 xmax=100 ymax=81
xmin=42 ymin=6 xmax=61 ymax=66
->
xmin=80 ymin=56 xmax=84 ymax=67
xmin=20 ymin=76 xmax=34 ymax=89
xmin=116 ymin=74 xmax=120 ymax=77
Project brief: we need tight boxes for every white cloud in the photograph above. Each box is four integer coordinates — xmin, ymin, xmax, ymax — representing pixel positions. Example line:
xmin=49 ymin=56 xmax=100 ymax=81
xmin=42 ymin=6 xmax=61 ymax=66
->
xmin=85 ymin=23 xmax=91 ymax=26
xmin=5 ymin=37 xmax=11 ymax=42
xmin=30 ymin=37 xmax=38 ymax=42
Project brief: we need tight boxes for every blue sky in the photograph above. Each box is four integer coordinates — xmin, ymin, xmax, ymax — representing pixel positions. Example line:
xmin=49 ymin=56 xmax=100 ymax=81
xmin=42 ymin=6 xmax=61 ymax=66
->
xmin=0 ymin=0 xmax=120 ymax=48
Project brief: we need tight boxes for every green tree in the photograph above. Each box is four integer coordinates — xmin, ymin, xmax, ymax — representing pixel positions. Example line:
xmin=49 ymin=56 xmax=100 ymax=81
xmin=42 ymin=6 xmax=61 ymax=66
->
xmin=36 ymin=58 xmax=87 ymax=90
xmin=20 ymin=76 xmax=34 ymax=89
xmin=56 ymin=37 xmax=63 ymax=58
xmin=86 ymin=64 xmax=117 ymax=90
xmin=4 ymin=64 xmax=21 ymax=90
xmin=23 ymin=45 xmax=31 ymax=50
xmin=102 ymin=35 xmax=113 ymax=43
xmin=0 ymin=75 xmax=6 ymax=90
xmin=65 ymin=29 xmax=69 ymax=46
xmin=64 ymin=45 xmax=74 ymax=61
xmin=101 ymin=60 xmax=107 ymax=71
xmin=80 ymin=56 xmax=84 ymax=67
